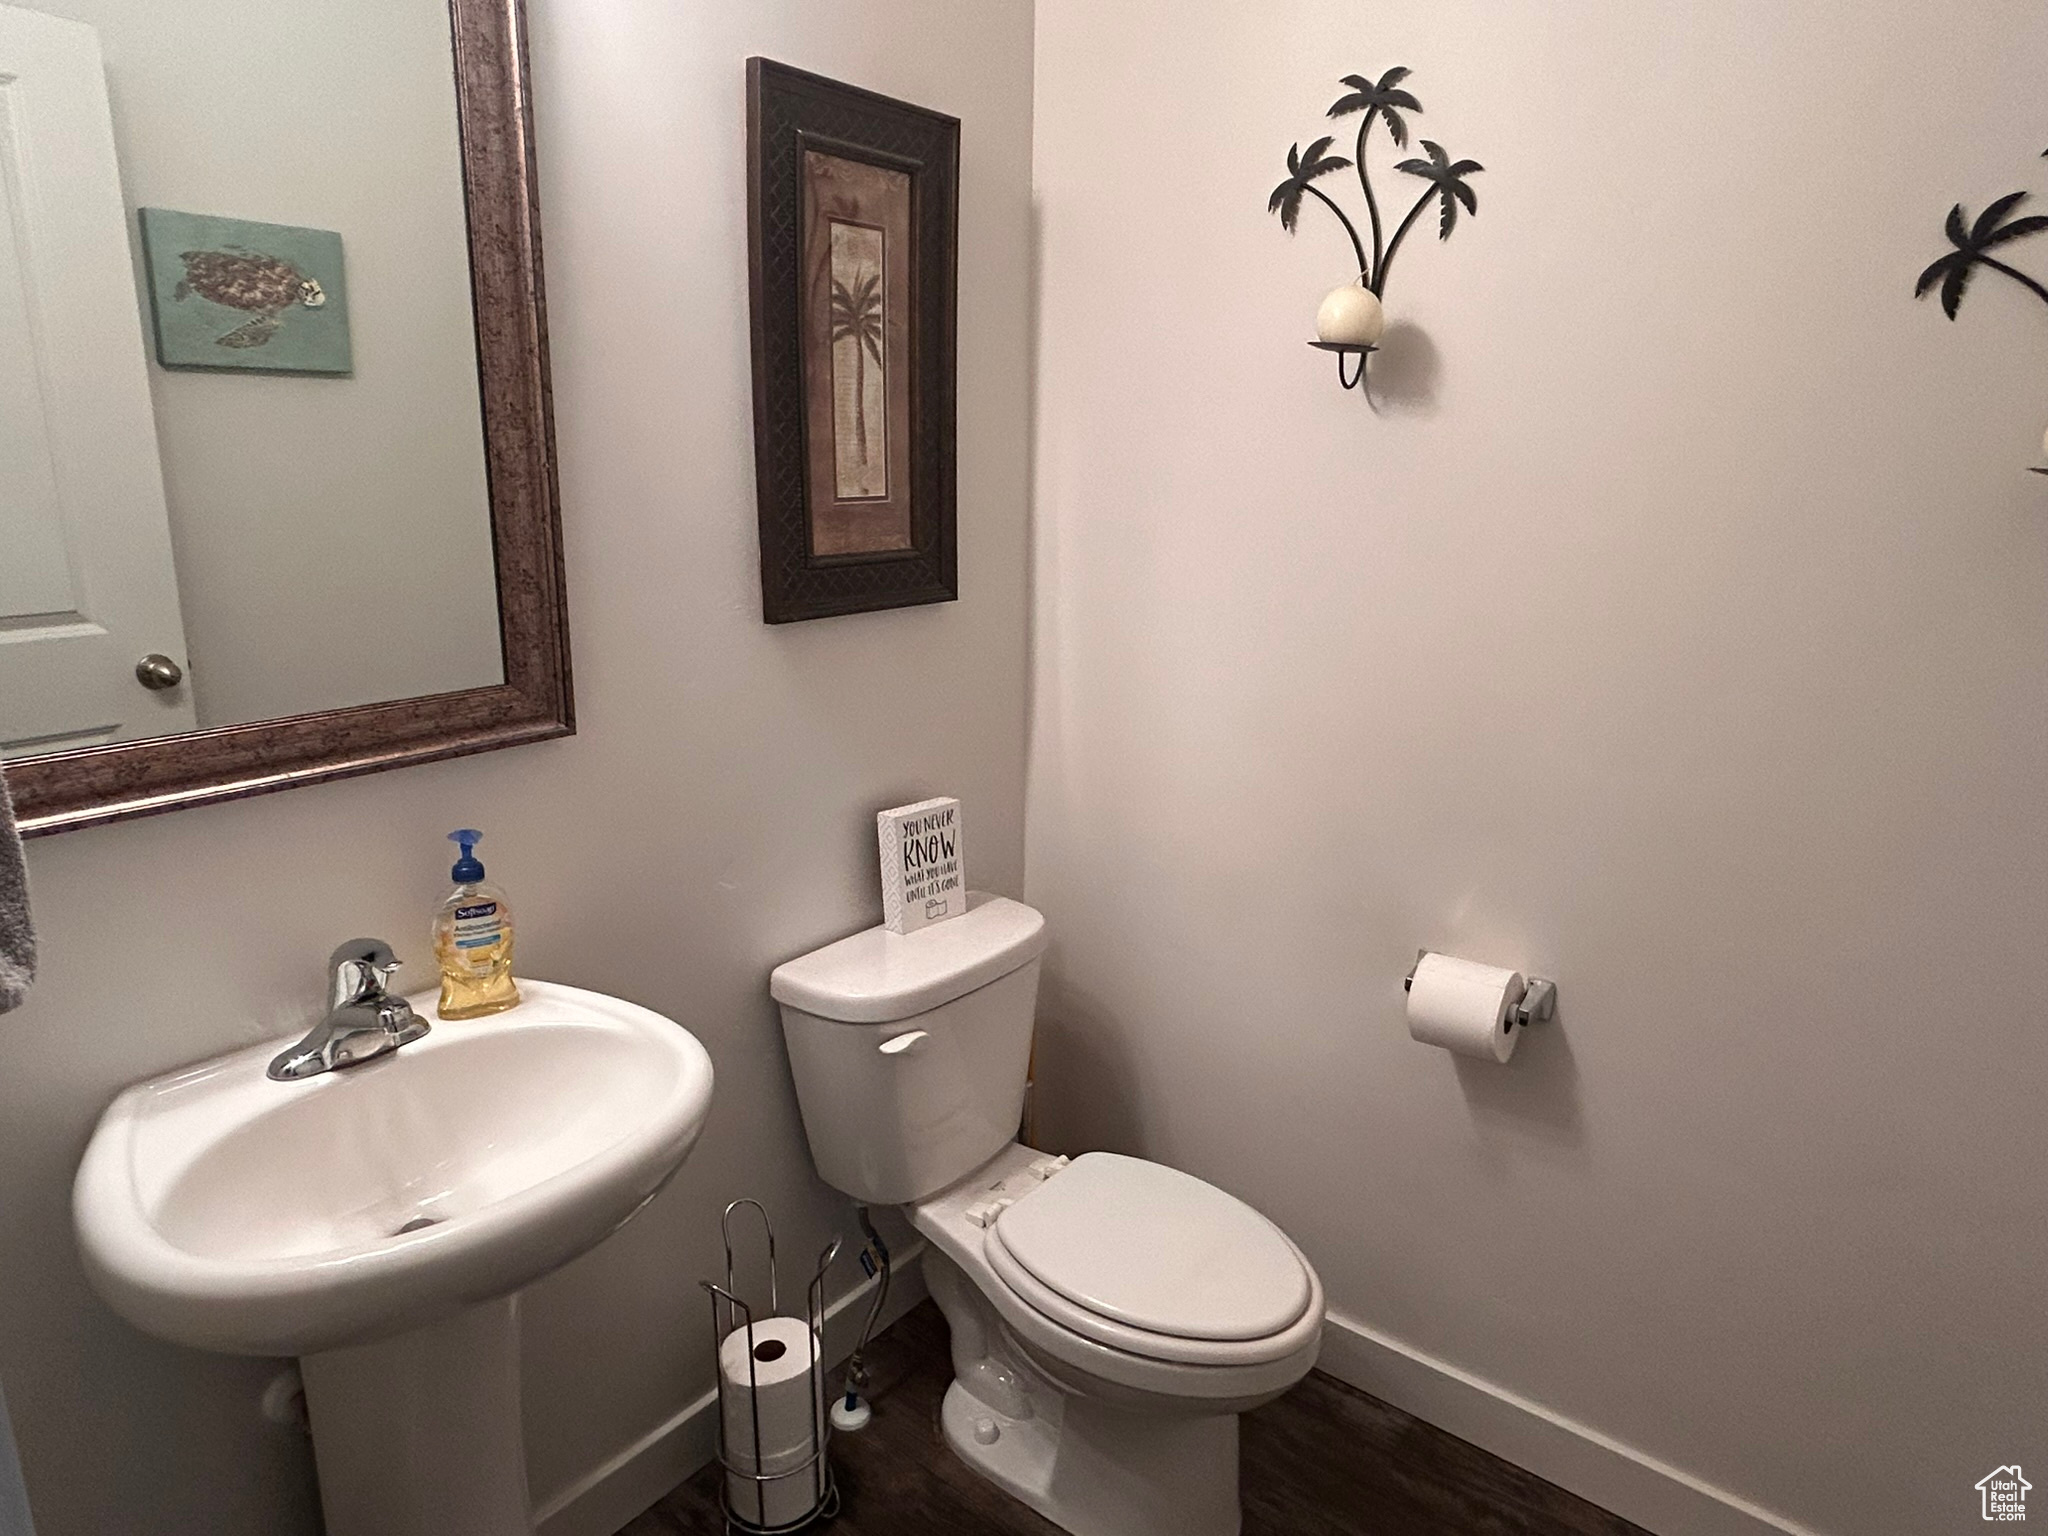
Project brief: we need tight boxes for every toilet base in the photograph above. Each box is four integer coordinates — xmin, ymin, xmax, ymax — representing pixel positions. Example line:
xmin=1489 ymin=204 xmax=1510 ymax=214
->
xmin=908 ymin=1154 xmax=1313 ymax=1536
xmin=920 ymin=1223 xmax=1245 ymax=1536
xmin=941 ymin=1378 xmax=1239 ymax=1536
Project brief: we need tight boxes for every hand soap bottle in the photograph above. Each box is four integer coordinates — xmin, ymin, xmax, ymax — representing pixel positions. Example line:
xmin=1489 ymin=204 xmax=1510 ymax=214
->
xmin=432 ymin=828 xmax=521 ymax=1019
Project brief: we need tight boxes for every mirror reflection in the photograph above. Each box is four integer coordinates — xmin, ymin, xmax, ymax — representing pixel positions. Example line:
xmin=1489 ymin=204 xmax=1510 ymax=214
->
xmin=0 ymin=0 xmax=503 ymax=761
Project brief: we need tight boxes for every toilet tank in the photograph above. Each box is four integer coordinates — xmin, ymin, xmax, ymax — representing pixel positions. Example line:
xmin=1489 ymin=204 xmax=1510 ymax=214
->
xmin=770 ymin=894 xmax=1047 ymax=1204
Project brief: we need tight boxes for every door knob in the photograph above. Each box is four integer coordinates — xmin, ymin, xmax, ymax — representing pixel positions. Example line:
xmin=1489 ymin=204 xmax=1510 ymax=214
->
xmin=135 ymin=653 xmax=184 ymax=691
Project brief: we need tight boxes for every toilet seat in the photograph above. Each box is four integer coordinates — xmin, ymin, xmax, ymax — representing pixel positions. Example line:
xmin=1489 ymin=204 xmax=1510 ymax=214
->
xmin=983 ymin=1153 xmax=1318 ymax=1367
xmin=909 ymin=1141 xmax=1326 ymax=1406
xmin=986 ymin=1223 xmax=1322 ymax=1368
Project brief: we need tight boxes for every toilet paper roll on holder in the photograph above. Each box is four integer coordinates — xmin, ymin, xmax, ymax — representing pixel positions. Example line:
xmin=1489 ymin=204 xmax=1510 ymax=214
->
xmin=1403 ymin=951 xmax=1557 ymax=1031
xmin=700 ymin=1200 xmax=841 ymax=1533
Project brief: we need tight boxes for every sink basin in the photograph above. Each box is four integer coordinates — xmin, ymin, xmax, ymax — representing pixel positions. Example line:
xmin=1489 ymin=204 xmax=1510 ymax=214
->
xmin=74 ymin=980 xmax=715 ymax=1356
xmin=74 ymin=979 xmax=715 ymax=1536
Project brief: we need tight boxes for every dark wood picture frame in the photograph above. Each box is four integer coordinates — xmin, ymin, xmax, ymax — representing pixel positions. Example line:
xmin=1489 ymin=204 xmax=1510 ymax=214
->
xmin=746 ymin=59 xmax=960 ymax=623
xmin=13 ymin=0 xmax=571 ymax=837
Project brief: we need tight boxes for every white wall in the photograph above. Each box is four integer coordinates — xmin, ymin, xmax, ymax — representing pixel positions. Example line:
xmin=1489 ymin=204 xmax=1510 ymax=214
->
xmin=31 ymin=0 xmax=503 ymax=728
xmin=0 ymin=1 xmax=1033 ymax=1531
xmin=1026 ymin=4 xmax=2047 ymax=1535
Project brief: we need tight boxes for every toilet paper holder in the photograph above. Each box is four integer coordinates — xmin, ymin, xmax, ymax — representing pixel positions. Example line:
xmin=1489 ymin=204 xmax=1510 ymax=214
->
xmin=701 ymin=1200 xmax=842 ymax=1533
xmin=1404 ymin=950 xmax=1557 ymax=1030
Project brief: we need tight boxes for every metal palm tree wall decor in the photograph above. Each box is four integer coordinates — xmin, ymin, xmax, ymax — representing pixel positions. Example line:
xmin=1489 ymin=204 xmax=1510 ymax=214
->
xmin=1268 ymin=66 xmax=1484 ymax=392
xmin=1915 ymin=147 xmax=2048 ymax=475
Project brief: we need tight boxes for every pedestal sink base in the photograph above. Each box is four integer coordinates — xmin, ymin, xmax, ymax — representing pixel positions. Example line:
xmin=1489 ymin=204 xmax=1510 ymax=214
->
xmin=301 ymin=1296 xmax=533 ymax=1536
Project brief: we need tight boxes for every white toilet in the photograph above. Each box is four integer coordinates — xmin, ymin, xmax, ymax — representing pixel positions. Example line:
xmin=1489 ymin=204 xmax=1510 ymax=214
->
xmin=771 ymin=893 xmax=1323 ymax=1536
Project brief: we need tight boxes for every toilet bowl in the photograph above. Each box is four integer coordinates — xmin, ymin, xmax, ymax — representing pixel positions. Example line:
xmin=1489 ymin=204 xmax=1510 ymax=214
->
xmin=910 ymin=1142 xmax=1323 ymax=1536
xmin=771 ymin=894 xmax=1324 ymax=1536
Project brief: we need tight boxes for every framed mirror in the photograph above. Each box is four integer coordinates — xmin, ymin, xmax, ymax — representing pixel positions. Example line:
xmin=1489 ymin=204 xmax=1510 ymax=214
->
xmin=0 ymin=0 xmax=569 ymax=836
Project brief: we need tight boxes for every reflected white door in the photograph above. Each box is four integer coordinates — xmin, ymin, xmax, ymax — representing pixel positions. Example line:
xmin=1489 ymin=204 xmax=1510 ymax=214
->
xmin=0 ymin=3 xmax=193 ymax=755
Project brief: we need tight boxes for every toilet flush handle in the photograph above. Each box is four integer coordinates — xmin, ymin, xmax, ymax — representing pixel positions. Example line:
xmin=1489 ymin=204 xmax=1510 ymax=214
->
xmin=878 ymin=1030 xmax=929 ymax=1057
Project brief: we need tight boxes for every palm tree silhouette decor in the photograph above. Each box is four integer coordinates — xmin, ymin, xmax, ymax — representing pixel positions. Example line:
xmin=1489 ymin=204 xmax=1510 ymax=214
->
xmin=1915 ymin=148 xmax=2048 ymax=474
xmin=830 ymin=265 xmax=885 ymax=471
xmin=1268 ymin=65 xmax=1483 ymax=391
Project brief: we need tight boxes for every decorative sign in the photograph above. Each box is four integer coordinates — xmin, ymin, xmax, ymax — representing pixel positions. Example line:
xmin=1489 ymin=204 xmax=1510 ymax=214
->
xmin=138 ymin=208 xmax=351 ymax=375
xmin=878 ymin=797 xmax=965 ymax=934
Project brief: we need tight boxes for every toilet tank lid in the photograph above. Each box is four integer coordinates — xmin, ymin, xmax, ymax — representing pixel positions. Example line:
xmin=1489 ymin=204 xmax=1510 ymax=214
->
xmin=769 ymin=893 xmax=1047 ymax=1023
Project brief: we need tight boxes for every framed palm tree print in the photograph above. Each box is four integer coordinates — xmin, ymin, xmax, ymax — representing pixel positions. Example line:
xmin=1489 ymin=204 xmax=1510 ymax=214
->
xmin=747 ymin=59 xmax=959 ymax=622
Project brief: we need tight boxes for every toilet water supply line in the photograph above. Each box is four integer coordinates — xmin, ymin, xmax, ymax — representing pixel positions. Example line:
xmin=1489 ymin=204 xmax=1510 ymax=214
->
xmin=839 ymin=1207 xmax=891 ymax=1424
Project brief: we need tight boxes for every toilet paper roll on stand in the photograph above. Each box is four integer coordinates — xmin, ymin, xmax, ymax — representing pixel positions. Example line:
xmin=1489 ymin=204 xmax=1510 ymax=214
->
xmin=718 ymin=1315 xmax=828 ymax=1531
xmin=1405 ymin=951 xmax=1556 ymax=1062
xmin=701 ymin=1198 xmax=841 ymax=1533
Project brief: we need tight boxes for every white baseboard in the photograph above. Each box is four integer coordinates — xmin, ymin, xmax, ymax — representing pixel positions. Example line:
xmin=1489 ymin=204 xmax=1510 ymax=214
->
xmin=1316 ymin=1310 xmax=1825 ymax=1536
xmin=533 ymin=1242 xmax=930 ymax=1536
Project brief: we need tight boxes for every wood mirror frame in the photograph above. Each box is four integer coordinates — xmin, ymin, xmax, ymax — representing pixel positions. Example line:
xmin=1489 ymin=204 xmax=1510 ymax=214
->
xmin=12 ymin=0 xmax=571 ymax=838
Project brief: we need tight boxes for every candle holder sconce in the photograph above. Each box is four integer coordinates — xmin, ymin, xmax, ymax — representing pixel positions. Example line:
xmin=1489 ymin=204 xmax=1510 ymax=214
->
xmin=1268 ymin=66 xmax=1484 ymax=395
xmin=1307 ymin=340 xmax=1377 ymax=389
xmin=1914 ymin=146 xmax=2048 ymax=476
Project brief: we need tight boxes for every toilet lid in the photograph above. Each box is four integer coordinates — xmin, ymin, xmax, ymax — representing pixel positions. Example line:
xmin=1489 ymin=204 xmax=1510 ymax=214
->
xmin=990 ymin=1153 xmax=1312 ymax=1342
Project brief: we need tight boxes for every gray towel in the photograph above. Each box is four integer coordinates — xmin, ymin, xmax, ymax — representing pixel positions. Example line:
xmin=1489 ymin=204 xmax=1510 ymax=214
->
xmin=0 ymin=767 xmax=33 ymax=1015
xmin=0 ymin=1381 xmax=34 ymax=1536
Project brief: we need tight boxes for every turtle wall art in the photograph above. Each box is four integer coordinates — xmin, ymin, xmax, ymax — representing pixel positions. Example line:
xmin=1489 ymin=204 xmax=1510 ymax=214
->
xmin=138 ymin=208 xmax=352 ymax=375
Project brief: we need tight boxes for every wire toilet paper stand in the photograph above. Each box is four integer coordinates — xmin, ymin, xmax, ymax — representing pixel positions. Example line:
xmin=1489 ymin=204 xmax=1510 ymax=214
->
xmin=701 ymin=1200 xmax=841 ymax=1534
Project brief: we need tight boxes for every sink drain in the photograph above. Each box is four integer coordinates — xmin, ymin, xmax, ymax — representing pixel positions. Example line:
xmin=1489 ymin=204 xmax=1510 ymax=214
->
xmin=394 ymin=1216 xmax=444 ymax=1235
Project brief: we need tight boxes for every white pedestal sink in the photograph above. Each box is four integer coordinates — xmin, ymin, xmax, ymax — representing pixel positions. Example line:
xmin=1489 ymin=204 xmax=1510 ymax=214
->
xmin=73 ymin=980 xmax=715 ymax=1536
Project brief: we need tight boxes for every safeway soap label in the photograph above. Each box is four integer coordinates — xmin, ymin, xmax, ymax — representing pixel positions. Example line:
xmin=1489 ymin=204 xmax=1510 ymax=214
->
xmin=878 ymin=797 xmax=966 ymax=934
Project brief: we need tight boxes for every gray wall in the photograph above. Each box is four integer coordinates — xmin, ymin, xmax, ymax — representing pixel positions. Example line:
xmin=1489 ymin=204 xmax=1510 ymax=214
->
xmin=0 ymin=1 xmax=1034 ymax=1530
xmin=1025 ymin=2 xmax=2047 ymax=1533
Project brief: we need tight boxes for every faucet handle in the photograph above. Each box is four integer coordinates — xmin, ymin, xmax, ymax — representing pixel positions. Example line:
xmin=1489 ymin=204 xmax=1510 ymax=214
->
xmin=329 ymin=939 xmax=401 ymax=1010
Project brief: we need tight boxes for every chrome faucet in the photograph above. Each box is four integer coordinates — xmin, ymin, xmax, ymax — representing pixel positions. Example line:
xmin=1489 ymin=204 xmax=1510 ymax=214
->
xmin=268 ymin=939 xmax=431 ymax=1082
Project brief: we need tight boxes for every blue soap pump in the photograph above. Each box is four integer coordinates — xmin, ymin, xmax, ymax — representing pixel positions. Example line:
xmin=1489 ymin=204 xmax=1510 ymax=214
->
xmin=431 ymin=828 xmax=521 ymax=1018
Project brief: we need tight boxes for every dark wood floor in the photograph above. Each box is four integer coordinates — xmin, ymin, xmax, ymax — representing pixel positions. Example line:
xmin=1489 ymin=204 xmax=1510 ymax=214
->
xmin=622 ymin=1300 xmax=1653 ymax=1536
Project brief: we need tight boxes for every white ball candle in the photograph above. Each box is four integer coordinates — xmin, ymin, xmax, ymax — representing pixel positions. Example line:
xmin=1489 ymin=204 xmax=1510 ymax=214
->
xmin=1315 ymin=282 xmax=1385 ymax=346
